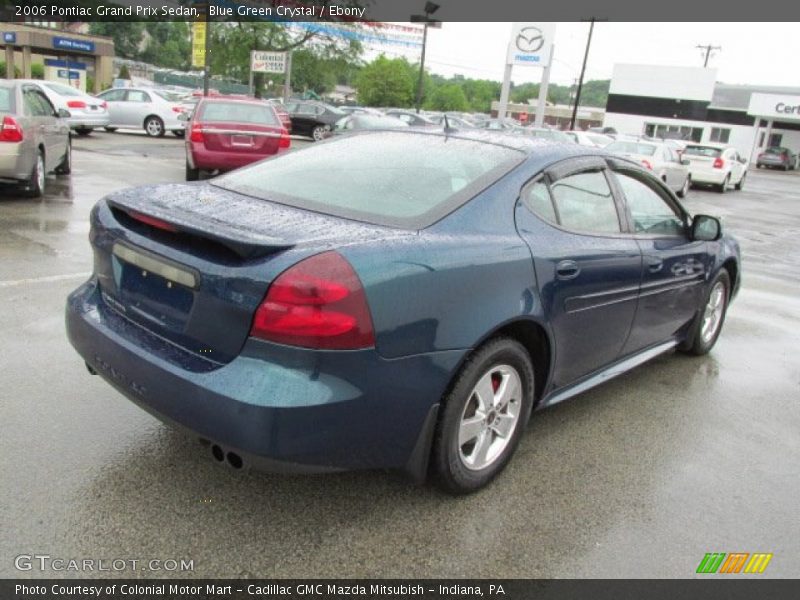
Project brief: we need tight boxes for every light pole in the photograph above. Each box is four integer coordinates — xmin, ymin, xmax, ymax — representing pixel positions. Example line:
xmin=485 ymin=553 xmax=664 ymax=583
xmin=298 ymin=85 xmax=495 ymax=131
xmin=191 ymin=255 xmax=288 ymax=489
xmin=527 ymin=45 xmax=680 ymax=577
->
xmin=411 ymin=2 xmax=441 ymax=114
xmin=569 ymin=18 xmax=596 ymax=130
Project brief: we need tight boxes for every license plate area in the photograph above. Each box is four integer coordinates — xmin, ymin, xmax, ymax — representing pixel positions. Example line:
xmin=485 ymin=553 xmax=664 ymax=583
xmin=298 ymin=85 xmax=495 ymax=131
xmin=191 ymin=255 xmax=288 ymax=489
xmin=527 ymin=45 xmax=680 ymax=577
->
xmin=231 ymin=134 xmax=254 ymax=147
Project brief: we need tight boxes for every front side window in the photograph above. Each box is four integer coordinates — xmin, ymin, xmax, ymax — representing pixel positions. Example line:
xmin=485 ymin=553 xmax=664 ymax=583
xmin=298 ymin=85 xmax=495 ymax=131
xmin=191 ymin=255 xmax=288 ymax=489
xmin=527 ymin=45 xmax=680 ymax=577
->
xmin=549 ymin=170 xmax=621 ymax=233
xmin=98 ymin=89 xmax=126 ymax=102
xmin=614 ymin=172 xmax=684 ymax=236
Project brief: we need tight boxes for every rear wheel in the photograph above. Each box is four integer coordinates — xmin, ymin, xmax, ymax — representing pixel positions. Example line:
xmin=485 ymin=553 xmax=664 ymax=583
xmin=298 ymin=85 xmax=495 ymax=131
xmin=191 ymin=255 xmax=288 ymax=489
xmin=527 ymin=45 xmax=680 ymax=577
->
xmin=432 ymin=337 xmax=534 ymax=494
xmin=104 ymin=127 xmax=117 ymax=133
xmin=185 ymin=160 xmax=200 ymax=182
xmin=74 ymin=128 xmax=92 ymax=136
xmin=144 ymin=116 xmax=165 ymax=137
xmin=173 ymin=130 xmax=185 ymax=138
xmin=22 ymin=150 xmax=45 ymax=198
xmin=717 ymin=174 xmax=729 ymax=194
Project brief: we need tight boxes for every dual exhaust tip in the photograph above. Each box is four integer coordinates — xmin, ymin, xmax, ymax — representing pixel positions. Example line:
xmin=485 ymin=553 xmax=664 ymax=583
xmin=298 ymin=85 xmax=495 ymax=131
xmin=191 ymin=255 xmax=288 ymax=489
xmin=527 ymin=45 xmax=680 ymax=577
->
xmin=207 ymin=441 xmax=244 ymax=470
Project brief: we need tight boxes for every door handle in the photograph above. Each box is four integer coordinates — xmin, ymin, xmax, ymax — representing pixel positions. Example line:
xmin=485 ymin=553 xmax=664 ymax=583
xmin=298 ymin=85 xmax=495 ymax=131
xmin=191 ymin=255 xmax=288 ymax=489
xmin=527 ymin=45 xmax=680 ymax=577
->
xmin=555 ymin=260 xmax=581 ymax=280
xmin=645 ymin=256 xmax=663 ymax=273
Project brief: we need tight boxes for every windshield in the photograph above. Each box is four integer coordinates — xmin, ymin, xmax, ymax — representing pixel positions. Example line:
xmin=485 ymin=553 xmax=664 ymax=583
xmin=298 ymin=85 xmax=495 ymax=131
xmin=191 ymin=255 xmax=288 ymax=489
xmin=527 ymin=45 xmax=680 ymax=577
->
xmin=43 ymin=82 xmax=83 ymax=97
xmin=212 ymin=132 xmax=524 ymax=229
xmin=683 ymin=146 xmax=722 ymax=158
xmin=606 ymin=141 xmax=658 ymax=156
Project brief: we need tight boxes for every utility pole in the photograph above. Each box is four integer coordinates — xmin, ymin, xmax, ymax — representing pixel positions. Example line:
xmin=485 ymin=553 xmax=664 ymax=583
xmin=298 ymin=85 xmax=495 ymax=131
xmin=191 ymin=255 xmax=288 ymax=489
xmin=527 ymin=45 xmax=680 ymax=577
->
xmin=569 ymin=18 xmax=596 ymax=130
xmin=411 ymin=3 xmax=441 ymax=114
xmin=696 ymin=44 xmax=721 ymax=67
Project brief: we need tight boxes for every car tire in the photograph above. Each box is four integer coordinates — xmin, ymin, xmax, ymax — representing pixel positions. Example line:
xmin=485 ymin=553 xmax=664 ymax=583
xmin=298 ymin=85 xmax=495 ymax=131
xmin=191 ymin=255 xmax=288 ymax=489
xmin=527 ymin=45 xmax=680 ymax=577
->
xmin=104 ymin=127 xmax=118 ymax=133
xmin=677 ymin=175 xmax=690 ymax=198
xmin=680 ymin=270 xmax=731 ymax=356
xmin=144 ymin=116 xmax=165 ymax=137
xmin=55 ymin=140 xmax=71 ymax=175
xmin=717 ymin=174 xmax=729 ymax=194
xmin=22 ymin=149 xmax=46 ymax=198
xmin=734 ymin=173 xmax=745 ymax=191
xmin=185 ymin=161 xmax=200 ymax=182
xmin=173 ymin=130 xmax=185 ymax=138
xmin=431 ymin=337 xmax=534 ymax=494
xmin=311 ymin=125 xmax=328 ymax=141
xmin=75 ymin=128 xmax=92 ymax=137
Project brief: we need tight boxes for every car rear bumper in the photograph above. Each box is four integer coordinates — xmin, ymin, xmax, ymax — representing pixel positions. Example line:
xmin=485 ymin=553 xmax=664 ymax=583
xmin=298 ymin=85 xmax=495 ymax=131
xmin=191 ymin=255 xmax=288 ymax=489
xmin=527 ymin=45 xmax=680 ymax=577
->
xmin=188 ymin=145 xmax=279 ymax=171
xmin=0 ymin=143 xmax=32 ymax=181
xmin=689 ymin=169 xmax=728 ymax=184
xmin=68 ymin=114 xmax=111 ymax=129
xmin=66 ymin=279 xmax=462 ymax=474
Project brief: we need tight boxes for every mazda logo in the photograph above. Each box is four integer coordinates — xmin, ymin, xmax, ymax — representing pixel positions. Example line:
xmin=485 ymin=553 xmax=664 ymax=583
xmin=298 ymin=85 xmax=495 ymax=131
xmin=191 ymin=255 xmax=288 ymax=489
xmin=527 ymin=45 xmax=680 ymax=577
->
xmin=516 ymin=27 xmax=545 ymax=54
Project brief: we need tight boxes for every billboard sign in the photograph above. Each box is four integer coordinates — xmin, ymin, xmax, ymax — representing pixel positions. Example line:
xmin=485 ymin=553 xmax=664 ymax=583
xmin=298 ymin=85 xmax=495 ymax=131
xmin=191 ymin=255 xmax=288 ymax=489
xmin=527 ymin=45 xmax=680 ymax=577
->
xmin=507 ymin=23 xmax=556 ymax=67
xmin=251 ymin=51 xmax=287 ymax=74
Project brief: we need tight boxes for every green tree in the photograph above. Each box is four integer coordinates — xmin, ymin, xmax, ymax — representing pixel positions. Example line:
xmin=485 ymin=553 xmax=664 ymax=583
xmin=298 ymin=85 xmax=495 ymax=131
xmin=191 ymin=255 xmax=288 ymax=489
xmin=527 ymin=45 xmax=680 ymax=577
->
xmin=88 ymin=22 xmax=144 ymax=60
xmin=139 ymin=23 xmax=191 ymax=71
xmin=118 ymin=64 xmax=131 ymax=80
xmin=428 ymin=83 xmax=469 ymax=112
xmin=355 ymin=55 xmax=414 ymax=107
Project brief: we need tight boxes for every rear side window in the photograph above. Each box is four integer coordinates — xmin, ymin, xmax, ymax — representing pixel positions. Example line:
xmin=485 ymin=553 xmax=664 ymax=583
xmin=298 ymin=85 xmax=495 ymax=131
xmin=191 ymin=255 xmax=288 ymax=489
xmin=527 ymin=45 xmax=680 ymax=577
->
xmin=212 ymin=132 xmax=524 ymax=229
xmin=683 ymin=146 xmax=722 ymax=158
xmin=0 ymin=87 xmax=14 ymax=112
xmin=549 ymin=171 xmax=621 ymax=233
xmin=198 ymin=101 xmax=279 ymax=126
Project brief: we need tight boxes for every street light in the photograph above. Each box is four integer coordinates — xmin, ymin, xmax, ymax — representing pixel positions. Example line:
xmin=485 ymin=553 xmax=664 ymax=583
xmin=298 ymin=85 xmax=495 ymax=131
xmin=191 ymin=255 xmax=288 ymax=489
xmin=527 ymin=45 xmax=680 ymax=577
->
xmin=411 ymin=2 xmax=441 ymax=114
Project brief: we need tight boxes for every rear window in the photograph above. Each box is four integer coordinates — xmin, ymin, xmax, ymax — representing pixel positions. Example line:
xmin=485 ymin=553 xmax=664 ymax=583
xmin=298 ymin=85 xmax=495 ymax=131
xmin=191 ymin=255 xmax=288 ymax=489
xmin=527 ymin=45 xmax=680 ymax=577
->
xmin=0 ymin=86 xmax=14 ymax=112
xmin=212 ymin=132 xmax=524 ymax=229
xmin=43 ymin=82 xmax=82 ymax=97
xmin=606 ymin=141 xmax=658 ymax=156
xmin=683 ymin=146 xmax=722 ymax=158
xmin=764 ymin=147 xmax=785 ymax=155
xmin=198 ymin=101 xmax=279 ymax=126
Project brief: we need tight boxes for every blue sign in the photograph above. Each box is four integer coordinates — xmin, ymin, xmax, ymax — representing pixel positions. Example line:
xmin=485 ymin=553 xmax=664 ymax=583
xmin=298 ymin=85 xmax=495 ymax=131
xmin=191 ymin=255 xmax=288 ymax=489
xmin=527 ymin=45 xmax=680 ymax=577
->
xmin=57 ymin=70 xmax=80 ymax=80
xmin=44 ymin=59 xmax=87 ymax=71
xmin=52 ymin=37 xmax=95 ymax=53
xmin=3 ymin=32 xmax=16 ymax=44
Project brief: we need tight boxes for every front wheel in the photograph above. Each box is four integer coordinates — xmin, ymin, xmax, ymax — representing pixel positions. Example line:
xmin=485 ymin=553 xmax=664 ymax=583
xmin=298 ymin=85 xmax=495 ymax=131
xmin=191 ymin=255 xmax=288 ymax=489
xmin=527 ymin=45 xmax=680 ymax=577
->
xmin=173 ymin=130 xmax=185 ymax=138
xmin=74 ymin=128 xmax=92 ymax=136
xmin=144 ymin=116 xmax=165 ymax=137
xmin=734 ymin=172 xmax=746 ymax=191
xmin=432 ymin=337 xmax=534 ymax=494
xmin=681 ymin=270 xmax=730 ymax=356
xmin=311 ymin=125 xmax=328 ymax=141
xmin=104 ymin=127 xmax=118 ymax=133
xmin=677 ymin=175 xmax=690 ymax=198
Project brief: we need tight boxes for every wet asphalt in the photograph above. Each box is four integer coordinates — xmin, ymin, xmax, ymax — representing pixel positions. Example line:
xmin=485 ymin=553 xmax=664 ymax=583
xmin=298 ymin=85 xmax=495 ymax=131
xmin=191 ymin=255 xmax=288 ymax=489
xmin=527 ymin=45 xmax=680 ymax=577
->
xmin=0 ymin=130 xmax=798 ymax=579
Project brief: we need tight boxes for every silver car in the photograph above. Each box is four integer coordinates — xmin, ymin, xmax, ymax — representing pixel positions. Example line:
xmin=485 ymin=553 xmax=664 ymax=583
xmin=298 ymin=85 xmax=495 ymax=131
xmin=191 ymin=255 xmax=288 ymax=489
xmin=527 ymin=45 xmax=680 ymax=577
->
xmin=605 ymin=140 xmax=691 ymax=198
xmin=16 ymin=79 xmax=109 ymax=136
xmin=95 ymin=87 xmax=187 ymax=137
xmin=0 ymin=79 xmax=71 ymax=197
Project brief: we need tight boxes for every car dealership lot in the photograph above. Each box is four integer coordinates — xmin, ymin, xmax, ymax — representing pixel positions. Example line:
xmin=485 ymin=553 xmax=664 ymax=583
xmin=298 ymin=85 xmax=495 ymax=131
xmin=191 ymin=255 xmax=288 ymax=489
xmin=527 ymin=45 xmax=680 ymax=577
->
xmin=0 ymin=134 xmax=798 ymax=578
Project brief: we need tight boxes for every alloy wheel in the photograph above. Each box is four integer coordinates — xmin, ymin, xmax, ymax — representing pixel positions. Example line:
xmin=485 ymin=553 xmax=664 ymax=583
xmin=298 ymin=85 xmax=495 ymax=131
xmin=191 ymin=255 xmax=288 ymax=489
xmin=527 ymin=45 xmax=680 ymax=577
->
xmin=700 ymin=281 xmax=726 ymax=344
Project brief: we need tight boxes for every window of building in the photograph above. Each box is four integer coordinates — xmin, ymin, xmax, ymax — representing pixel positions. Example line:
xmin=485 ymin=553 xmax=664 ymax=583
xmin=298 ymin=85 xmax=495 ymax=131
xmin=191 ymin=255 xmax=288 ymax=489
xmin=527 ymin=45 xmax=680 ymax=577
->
xmin=643 ymin=123 xmax=703 ymax=143
xmin=710 ymin=128 xmax=731 ymax=143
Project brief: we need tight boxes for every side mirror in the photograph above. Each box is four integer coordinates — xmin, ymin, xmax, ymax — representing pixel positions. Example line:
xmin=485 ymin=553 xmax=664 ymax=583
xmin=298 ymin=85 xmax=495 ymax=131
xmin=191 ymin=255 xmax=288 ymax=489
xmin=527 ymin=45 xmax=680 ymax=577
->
xmin=691 ymin=214 xmax=722 ymax=241
xmin=680 ymin=158 xmax=690 ymax=166
xmin=57 ymin=108 xmax=71 ymax=119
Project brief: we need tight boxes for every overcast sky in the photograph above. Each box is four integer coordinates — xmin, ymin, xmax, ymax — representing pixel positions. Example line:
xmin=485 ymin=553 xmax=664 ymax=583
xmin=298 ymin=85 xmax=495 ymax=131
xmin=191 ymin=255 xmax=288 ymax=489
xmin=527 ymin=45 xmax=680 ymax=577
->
xmin=365 ymin=23 xmax=800 ymax=88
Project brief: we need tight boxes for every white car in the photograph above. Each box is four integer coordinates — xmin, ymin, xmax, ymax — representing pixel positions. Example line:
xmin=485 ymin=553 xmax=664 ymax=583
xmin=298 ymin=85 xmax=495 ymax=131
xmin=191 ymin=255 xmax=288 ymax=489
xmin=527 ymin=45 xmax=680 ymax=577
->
xmin=682 ymin=143 xmax=747 ymax=193
xmin=15 ymin=79 xmax=109 ymax=136
xmin=95 ymin=87 xmax=186 ymax=137
xmin=605 ymin=139 xmax=691 ymax=197
xmin=565 ymin=130 xmax=614 ymax=148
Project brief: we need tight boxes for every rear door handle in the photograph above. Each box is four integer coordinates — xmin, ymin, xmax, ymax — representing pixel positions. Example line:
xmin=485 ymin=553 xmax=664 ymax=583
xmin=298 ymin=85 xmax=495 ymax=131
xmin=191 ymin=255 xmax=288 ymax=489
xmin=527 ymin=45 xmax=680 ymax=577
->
xmin=555 ymin=260 xmax=581 ymax=280
xmin=645 ymin=256 xmax=663 ymax=273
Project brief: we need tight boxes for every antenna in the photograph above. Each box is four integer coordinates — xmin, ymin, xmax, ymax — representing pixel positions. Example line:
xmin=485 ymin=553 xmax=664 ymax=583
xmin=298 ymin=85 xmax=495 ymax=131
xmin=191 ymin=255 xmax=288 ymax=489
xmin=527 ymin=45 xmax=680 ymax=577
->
xmin=443 ymin=114 xmax=456 ymax=134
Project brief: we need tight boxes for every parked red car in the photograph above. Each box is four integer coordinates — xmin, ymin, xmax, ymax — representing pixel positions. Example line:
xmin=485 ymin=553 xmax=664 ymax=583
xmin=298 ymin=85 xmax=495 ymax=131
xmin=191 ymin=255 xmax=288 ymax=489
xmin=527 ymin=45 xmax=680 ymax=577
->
xmin=184 ymin=97 xmax=290 ymax=181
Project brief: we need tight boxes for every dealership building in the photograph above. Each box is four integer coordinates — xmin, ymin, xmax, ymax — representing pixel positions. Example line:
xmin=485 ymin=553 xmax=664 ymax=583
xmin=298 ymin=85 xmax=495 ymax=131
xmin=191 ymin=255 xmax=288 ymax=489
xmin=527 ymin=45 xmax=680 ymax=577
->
xmin=603 ymin=64 xmax=800 ymax=163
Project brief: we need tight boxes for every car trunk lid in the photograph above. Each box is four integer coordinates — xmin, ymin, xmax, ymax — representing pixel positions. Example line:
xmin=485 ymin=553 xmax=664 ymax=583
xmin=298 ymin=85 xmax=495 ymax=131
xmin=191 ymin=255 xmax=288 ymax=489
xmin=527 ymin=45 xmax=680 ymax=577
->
xmin=198 ymin=120 xmax=282 ymax=155
xmin=93 ymin=183 xmax=407 ymax=366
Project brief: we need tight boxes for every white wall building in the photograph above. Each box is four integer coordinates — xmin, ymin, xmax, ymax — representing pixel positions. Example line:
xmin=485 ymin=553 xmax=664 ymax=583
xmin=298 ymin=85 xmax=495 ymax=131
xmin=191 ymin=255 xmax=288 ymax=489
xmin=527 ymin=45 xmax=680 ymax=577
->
xmin=603 ymin=64 xmax=800 ymax=163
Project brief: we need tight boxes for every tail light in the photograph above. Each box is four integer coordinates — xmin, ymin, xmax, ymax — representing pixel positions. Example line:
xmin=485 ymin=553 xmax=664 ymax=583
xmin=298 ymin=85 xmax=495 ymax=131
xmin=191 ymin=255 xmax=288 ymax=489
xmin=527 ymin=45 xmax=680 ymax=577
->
xmin=0 ymin=115 xmax=23 ymax=142
xmin=172 ymin=106 xmax=185 ymax=113
xmin=640 ymin=159 xmax=653 ymax=170
xmin=189 ymin=123 xmax=204 ymax=143
xmin=250 ymin=251 xmax=375 ymax=350
xmin=127 ymin=210 xmax=178 ymax=232
xmin=713 ymin=157 xmax=724 ymax=169
xmin=279 ymin=128 xmax=291 ymax=148
xmin=100 ymin=101 xmax=108 ymax=109
xmin=67 ymin=100 xmax=86 ymax=109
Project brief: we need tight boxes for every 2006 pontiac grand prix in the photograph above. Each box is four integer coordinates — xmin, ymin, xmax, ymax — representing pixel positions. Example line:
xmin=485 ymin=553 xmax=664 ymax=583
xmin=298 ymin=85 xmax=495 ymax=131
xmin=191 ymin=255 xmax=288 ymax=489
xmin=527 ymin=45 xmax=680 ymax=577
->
xmin=66 ymin=129 xmax=740 ymax=493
